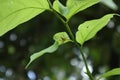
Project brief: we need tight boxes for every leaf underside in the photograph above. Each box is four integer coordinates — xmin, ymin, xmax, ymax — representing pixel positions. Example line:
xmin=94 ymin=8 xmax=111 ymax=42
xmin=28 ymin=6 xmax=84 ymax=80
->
xmin=53 ymin=0 xmax=100 ymax=20
xmin=26 ymin=32 xmax=71 ymax=68
xmin=25 ymin=42 xmax=59 ymax=69
xmin=0 ymin=0 xmax=49 ymax=36
xmin=76 ymin=14 xmax=115 ymax=45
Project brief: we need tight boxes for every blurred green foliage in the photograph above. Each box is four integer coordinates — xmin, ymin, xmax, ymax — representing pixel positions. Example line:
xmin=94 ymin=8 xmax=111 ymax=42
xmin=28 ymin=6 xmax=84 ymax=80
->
xmin=0 ymin=0 xmax=120 ymax=80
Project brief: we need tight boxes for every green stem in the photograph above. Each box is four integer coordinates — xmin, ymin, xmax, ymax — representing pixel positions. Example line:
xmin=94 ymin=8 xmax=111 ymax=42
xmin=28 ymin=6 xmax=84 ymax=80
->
xmin=64 ymin=22 xmax=75 ymax=41
xmin=47 ymin=0 xmax=74 ymax=40
xmin=63 ymin=23 xmax=95 ymax=80
xmin=47 ymin=0 xmax=94 ymax=80
xmin=47 ymin=0 xmax=65 ymax=23
xmin=78 ymin=45 xmax=95 ymax=80
xmin=47 ymin=0 xmax=53 ymax=9
xmin=64 ymin=21 xmax=94 ymax=80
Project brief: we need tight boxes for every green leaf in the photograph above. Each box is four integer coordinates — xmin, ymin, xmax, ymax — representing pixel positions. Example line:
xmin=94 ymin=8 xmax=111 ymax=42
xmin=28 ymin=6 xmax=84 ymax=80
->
xmin=53 ymin=0 xmax=68 ymax=16
xmin=26 ymin=32 xmax=71 ymax=68
xmin=76 ymin=14 xmax=115 ymax=45
xmin=66 ymin=0 xmax=100 ymax=19
xmin=53 ymin=32 xmax=72 ymax=45
xmin=0 ymin=0 xmax=49 ymax=36
xmin=53 ymin=0 xmax=100 ymax=20
xmin=25 ymin=42 xmax=59 ymax=69
xmin=98 ymin=68 xmax=120 ymax=80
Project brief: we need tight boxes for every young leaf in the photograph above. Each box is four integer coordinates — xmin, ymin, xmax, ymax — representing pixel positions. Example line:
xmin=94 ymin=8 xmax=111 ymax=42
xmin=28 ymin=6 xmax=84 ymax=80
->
xmin=0 ymin=0 xmax=49 ymax=36
xmin=26 ymin=32 xmax=71 ymax=68
xmin=66 ymin=0 xmax=100 ymax=20
xmin=25 ymin=42 xmax=59 ymax=69
xmin=98 ymin=68 xmax=120 ymax=80
xmin=76 ymin=14 xmax=115 ymax=45
xmin=53 ymin=0 xmax=100 ymax=20
xmin=53 ymin=32 xmax=71 ymax=45
xmin=53 ymin=0 xmax=68 ymax=16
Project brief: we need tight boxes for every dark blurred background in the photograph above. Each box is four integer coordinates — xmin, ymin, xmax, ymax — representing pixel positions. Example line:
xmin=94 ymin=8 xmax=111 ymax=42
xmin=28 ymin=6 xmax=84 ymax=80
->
xmin=0 ymin=0 xmax=120 ymax=80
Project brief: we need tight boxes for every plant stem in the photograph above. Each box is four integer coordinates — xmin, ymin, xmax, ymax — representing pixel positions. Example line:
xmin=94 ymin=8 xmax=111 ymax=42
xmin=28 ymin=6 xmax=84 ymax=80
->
xmin=64 ymin=22 xmax=95 ymax=80
xmin=78 ymin=45 xmax=95 ymax=80
xmin=64 ymin=22 xmax=75 ymax=41
xmin=47 ymin=0 xmax=94 ymax=80
xmin=47 ymin=0 xmax=53 ymax=9
xmin=47 ymin=0 xmax=74 ymax=40
xmin=63 ymin=23 xmax=95 ymax=80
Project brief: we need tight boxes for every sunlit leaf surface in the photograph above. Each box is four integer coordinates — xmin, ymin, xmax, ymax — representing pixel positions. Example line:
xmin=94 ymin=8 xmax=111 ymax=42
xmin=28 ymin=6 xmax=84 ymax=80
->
xmin=0 ymin=0 xmax=49 ymax=36
xmin=76 ymin=14 xmax=114 ymax=45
